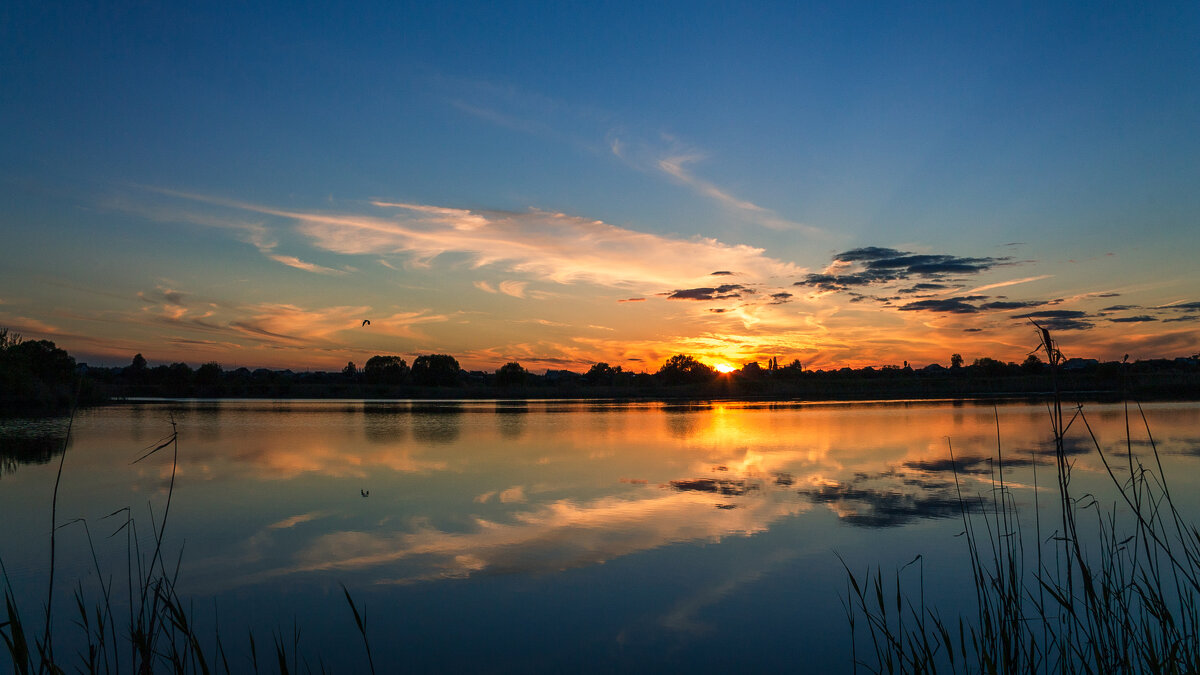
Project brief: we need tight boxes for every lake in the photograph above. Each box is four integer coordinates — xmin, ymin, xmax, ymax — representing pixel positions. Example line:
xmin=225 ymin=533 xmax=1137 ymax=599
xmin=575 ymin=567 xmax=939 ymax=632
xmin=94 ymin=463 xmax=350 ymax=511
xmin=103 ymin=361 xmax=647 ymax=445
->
xmin=3 ymin=398 xmax=1199 ymax=672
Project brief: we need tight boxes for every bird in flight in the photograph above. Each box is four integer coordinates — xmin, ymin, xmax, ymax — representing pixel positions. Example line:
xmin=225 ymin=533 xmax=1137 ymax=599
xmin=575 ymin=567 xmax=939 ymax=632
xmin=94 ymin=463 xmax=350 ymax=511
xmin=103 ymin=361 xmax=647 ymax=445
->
xmin=361 ymin=489 xmax=369 ymax=497
xmin=361 ymin=319 xmax=371 ymax=327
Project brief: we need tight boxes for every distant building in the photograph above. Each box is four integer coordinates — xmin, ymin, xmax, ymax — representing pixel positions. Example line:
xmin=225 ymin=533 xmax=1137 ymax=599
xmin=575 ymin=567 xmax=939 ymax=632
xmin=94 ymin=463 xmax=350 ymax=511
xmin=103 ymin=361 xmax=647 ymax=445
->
xmin=544 ymin=369 xmax=580 ymax=382
xmin=1062 ymin=358 xmax=1099 ymax=371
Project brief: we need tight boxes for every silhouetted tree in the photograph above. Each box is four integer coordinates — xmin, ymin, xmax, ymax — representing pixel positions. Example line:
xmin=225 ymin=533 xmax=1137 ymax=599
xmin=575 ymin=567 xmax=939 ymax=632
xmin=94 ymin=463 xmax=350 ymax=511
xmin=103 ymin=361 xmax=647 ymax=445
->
xmin=363 ymin=355 xmax=409 ymax=384
xmin=195 ymin=362 xmax=223 ymax=387
xmin=0 ymin=328 xmax=20 ymax=350
xmin=972 ymin=357 xmax=1009 ymax=377
xmin=740 ymin=362 xmax=764 ymax=377
xmin=6 ymin=339 xmax=76 ymax=385
xmin=129 ymin=353 xmax=148 ymax=374
xmin=950 ymin=353 xmax=964 ymax=369
xmin=585 ymin=362 xmax=617 ymax=385
xmin=411 ymin=354 xmax=461 ymax=387
xmin=656 ymin=354 xmax=715 ymax=385
xmin=157 ymin=362 xmax=194 ymax=396
xmin=1021 ymin=353 xmax=1045 ymax=373
xmin=495 ymin=362 xmax=528 ymax=387
xmin=342 ymin=361 xmax=358 ymax=379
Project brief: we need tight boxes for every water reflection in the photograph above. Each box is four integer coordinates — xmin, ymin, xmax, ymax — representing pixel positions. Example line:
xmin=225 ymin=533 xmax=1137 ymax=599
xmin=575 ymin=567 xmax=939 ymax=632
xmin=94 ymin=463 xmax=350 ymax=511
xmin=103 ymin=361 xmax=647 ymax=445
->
xmin=410 ymin=402 xmax=463 ymax=445
xmin=495 ymin=400 xmax=528 ymax=440
xmin=286 ymin=485 xmax=806 ymax=584
xmin=0 ymin=417 xmax=71 ymax=477
xmin=0 ymin=432 xmax=68 ymax=477
xmin=6 ymin=399 xmax=1200 ymax=672
xmin=362 ymin=403 xmax=410 ymax=444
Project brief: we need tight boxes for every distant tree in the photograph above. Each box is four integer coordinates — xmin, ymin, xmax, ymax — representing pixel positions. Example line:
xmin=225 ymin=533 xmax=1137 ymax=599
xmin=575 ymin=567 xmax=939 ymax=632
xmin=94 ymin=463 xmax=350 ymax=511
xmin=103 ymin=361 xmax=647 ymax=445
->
xmin=195 ymin=362 xmax=223 ymax=387
xmin=342 ymin=361 xmax=358 ymax=378
xmin=740 ymin=362 xmax=764 ymax=377
xmin=7 ymin=339 xmax=76 ymax=385
xmin=950 ymin=353 xmax=964 ymax=369
xmin=411 ymin=354 xmax=461 ymax=387
xmin=585 ymin=362 xmax=618 ymax=385
xmin=495 ymin=362 xmax=528 ymax=387
xmin=656 ymin=354 xmax=715 ymax=386
xmin=1021 ymin=353 xmax=1045 ymax=373
xmin=130 ymin=353 xmax=148 ymax=373
xmin=164 ymin=362 xmax=194 ymax=395
xmin=972 ymin=357 xmax=1009 ymax=377
xmin=363 ymin=355 xmax=409 ymax=384
xmin=0 ymin=335 xmax=76 ymax=407
xmin=775 ymin=359 xmax=804 ymax=379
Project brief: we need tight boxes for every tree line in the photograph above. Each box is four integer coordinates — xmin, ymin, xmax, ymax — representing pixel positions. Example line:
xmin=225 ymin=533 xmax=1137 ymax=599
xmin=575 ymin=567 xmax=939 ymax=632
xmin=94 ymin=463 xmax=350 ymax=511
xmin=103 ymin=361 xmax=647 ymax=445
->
xmin=3 ymin=329 xmax=1199 ymax=409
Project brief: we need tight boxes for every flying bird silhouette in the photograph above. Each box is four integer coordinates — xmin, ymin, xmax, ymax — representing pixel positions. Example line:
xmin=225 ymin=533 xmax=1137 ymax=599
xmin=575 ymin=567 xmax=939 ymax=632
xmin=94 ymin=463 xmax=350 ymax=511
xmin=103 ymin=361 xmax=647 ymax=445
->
xmin=361 ymin=489 xmax=369 ymax=497
xmin=361 ymin=319 xmax=371 ymax=327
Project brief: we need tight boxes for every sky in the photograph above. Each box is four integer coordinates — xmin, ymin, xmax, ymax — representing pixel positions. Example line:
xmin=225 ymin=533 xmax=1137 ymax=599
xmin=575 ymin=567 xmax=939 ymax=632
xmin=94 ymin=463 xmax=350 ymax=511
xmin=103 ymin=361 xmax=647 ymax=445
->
xmin=2 ymin=1 xmax=1198 ymax=373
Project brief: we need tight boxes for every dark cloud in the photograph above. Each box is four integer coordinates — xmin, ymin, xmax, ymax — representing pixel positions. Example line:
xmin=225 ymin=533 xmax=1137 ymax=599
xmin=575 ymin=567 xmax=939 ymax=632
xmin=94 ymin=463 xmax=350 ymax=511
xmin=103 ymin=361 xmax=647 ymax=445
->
xmin=864 ymin=254 xmax=999 ymax=275
xmin=617 ymin=297 xmax=645 ymax=303
xmin=794 ymin=273 xmax=878 ymax=292
xmin=667 ymin=284 xmax=752 ymax=301
xmin=980 ymin=300 xmax=1050 ymax=310
xmin=1101 ymin=305 xmax=1140 ymax=312
xmin=836 ymin=247 xmax=908 ymax=262
xmin=1096 ymin=293 xmax=1121 ymax=298
xmin=769 ymin=292 xmax=793 ymax=304
xmin=794 ymin=247 xmax=1010 ymax=292
xmin=669 ymin=478 xmax=756 ymax=496
xmin=1163 ymin=316 xmax=1199 ymax=323
xmin=1109 ymin=316 xmax=1158 ymax=323
xmin=710 ymin=270 xmax=734 ymax=276
xmin=709 ymin=308 xmax=728 ymax=313
xmin=803 ymin=482 xmax=979 ymax=528
xmin=963 ymin=328 xmax=984 ymax=333
xmin=898 ymin=296 xmax=986 ymax=314
xmin=1017 ymin=310 xmax=1090 ymax=319
xmin=1013 ymin=310 xmax=1094 ymax=331
xmin=903 ymin=455 xmax=1033 ymax=474
xmin=898 ymin=283 xmax=952 ymax=294
xmin=1166 ymin=302 xmax=1200 ymax=311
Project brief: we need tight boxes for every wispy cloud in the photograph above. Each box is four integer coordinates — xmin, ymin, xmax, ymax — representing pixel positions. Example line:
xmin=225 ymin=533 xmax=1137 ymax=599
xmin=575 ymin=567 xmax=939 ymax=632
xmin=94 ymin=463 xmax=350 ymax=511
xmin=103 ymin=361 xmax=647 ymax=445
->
xmin=266 ymin=254 xmax=348 ymax=276
xmin=113 ymin=189 xmax=350 ymax=276
xmin=147 ymin=191 xmax=804 ymax=295
xmin=430 ymin=78 xmax=816 ymax=236
xmin=618 ymin=140 xmax=821 ymax=235
xmin=657 ymin=153 xmax=766 ymax=213
xmin=136 ymin=285 xmax=450 ymax=349
xmin=498 ymin=280 xmax=528 ymax=298
xmin=966 ymin=275 xmax=1053 ymax=295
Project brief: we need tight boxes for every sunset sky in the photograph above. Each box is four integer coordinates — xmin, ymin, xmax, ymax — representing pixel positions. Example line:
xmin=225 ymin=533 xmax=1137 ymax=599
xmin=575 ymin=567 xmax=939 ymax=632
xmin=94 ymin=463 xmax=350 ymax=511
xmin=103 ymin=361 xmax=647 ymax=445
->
xmin=2 ymin=2 xmax=1198 ymax=372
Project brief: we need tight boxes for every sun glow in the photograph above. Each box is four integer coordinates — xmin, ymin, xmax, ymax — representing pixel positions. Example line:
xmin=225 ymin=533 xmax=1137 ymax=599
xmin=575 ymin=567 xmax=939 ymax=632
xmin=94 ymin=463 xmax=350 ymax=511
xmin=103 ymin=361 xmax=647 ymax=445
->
xmin=713 ymin=363 xmax=737 ymax=374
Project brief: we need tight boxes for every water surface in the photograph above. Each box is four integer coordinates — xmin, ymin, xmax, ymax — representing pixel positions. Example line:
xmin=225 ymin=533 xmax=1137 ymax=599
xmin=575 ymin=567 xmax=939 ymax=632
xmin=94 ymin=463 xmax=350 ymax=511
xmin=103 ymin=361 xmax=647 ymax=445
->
xmin=3 ymin=399 xmax=1199 ymax=672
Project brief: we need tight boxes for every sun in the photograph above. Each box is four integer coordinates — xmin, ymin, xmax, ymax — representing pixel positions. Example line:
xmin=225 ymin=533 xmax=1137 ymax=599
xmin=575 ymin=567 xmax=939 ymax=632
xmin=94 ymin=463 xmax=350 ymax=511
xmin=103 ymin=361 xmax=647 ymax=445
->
xmin=713 ymin=363 xmax=737 ymax=374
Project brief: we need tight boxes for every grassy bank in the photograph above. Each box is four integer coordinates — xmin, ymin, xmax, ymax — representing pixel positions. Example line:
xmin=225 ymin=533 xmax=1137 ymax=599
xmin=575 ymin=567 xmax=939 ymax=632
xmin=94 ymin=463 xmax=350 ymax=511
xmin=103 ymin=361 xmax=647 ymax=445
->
xmin=842 ymin=329 xmax=1200 ymax=673
xmin=0 ymin=416 xmax=375 ymax=675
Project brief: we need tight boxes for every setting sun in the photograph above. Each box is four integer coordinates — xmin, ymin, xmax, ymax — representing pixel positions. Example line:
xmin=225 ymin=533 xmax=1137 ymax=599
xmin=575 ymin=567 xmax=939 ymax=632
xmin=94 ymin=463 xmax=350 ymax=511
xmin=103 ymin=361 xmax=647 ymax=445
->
xmin=713 ymin=363 xmax=737 ymax=374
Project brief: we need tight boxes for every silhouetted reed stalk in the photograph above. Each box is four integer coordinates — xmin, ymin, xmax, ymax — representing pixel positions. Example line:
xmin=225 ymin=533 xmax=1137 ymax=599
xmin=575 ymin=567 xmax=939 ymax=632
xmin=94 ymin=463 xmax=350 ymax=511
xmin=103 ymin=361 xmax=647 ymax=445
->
xmin=843 ymin=326 xmax=1200 ymax=673
xmin=0 ymin=406 xmax=377 ymax=674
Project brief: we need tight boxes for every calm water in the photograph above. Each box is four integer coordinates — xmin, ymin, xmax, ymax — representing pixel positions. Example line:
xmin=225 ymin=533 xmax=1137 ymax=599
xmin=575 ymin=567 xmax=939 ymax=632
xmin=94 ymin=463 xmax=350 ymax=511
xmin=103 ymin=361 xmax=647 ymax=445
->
xmin=3 ymin=399 xmax=1199 ymax=672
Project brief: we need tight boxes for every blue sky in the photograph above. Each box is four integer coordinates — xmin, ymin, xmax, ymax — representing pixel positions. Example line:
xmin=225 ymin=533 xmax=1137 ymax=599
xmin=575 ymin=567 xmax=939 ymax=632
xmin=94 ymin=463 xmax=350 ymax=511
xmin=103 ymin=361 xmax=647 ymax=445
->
xmin=2 ymin=1 xmax=1198 ymax=370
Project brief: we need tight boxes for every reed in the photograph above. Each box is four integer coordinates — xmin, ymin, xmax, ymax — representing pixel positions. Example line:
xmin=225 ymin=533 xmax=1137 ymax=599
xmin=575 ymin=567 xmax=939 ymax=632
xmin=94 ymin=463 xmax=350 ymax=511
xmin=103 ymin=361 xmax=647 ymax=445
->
xmin=0 ymin=407 xmax=377 ymax=674
xmin=842 ymin=327 xmax=1200 ymax=673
